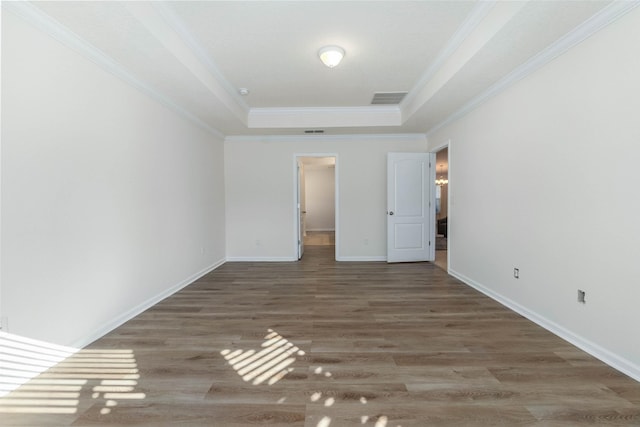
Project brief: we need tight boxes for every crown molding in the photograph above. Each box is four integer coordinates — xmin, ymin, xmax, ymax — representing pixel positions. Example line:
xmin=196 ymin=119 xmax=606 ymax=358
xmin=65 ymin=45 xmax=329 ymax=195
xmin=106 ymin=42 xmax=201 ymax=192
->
xmin=401 ymin=1 xmax=496 ymax=113
xmin=402 ymin=1 xmax=527 ymax=124
xmin=248 ymin=106 xmax=401 ymax=129
xmin=225 ymin=133 xmax=426 ymax=144
xmin=4 ymin=1 xmax=225 ymax=139
xmin=151 ymin=2 xmax=250 ymax=124
xmin=426 ymin=0 xmax=640 ymax=137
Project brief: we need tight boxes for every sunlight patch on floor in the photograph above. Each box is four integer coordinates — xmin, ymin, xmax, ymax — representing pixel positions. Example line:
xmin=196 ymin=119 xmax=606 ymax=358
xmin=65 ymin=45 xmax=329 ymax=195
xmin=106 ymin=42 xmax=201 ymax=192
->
xmin=0 ymin=332 xmax=145 ymax=415
xmin=220 ymin=329 xmax=304 ymax=386
xmin=308 ymin=365 xmax=401 ymax=427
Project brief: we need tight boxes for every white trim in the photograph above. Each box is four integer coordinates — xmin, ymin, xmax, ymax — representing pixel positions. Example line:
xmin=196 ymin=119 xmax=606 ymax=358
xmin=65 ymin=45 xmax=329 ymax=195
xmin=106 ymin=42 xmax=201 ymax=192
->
xmin=3 ymin=1 xmax=224 ymax=139
xmin=427 ymin=0 xmax=640 ymax=137
xmin=294 ymin=154 xmax=339 ymax=261
xmin=430 ymin=140 xmax=452 ymax=272
xmin=249 ymin=106 xmax=401 ymax=129
xmin=449 ymin=269 xmax=640 ymax=383
xmin=251 ymin=106 xmax=398 ymax=115
xmin=69 ymin=258 xmax=225 ymax=348
xmin=337 ymin=256 xmax=387 ymax=262
xmin=430 ymin=138 xmax=451 ymax=154
xmin=226 ymin=133 xmax=426 ymax=144
xmin=226 ymin=257 xmax=297 ymax=262
xmin=334 ymin=157 xmax=341 ymax=261
xmin=446 ymin=144 xmax=452 ymax=273
xmin=145 ymin=2 xmax=249 ymax=124
xmin=296 ymin=159 xmax=302 ymax=260
xmin=401 ymin=1 xmax=495 ymax=114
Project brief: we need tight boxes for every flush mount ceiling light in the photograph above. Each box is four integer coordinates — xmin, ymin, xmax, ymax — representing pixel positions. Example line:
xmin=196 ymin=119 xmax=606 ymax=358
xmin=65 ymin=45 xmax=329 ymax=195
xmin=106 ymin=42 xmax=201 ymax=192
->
xmin=318 ymin=45 xmax=345 ymax=68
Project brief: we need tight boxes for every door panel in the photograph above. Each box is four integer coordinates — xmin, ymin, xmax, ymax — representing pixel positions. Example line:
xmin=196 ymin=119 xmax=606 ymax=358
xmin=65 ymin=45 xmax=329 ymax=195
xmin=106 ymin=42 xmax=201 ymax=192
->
xmin=387 ymin=152 xmax=435 ymax=263
xmin=394 ymin=223 xmax=424 ymax=249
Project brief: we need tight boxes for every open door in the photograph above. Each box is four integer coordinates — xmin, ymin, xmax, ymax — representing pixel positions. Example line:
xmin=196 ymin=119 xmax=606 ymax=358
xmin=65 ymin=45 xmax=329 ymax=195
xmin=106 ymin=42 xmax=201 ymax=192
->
xmin=387 ymin=152 xmax=436 ymax=263
xmin=297 ymin=160 xmax=305 ymax=259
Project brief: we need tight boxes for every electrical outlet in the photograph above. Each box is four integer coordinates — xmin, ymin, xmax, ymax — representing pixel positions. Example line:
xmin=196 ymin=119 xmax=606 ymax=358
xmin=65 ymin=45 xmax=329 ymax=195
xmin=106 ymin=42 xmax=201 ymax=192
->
xmin=513 ymin=268 xmax=519 ymax=279
xmin=578 ymin=289 xmax=586 ymax=304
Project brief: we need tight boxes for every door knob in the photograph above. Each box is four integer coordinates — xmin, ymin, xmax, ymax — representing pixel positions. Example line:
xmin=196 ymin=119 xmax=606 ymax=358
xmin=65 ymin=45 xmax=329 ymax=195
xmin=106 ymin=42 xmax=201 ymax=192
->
xmin=389 ymin=211 xmax=394 ymax=215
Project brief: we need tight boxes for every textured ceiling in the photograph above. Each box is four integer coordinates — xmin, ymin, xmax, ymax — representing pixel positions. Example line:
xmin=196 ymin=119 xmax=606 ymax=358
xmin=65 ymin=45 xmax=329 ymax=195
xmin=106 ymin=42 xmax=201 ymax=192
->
xmin=20 ymin=0 xmax=623 ymax=137
xmin=170 ymin=1 xmax=475 ymax=108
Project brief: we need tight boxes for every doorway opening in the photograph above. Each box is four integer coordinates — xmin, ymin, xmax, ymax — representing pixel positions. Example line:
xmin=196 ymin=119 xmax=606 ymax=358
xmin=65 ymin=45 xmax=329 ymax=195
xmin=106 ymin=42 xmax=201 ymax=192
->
xmin=433 ymin=146 xmax=449 ymax=271
xmin=295 ymin=155 xmax=337 ymax=260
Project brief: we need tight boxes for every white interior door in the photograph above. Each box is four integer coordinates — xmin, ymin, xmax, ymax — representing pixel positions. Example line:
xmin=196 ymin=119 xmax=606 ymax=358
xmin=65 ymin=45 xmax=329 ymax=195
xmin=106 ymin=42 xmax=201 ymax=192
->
xmin=387 ymin=152 xmax=435 ymax=263
xmin=297 ymin=161 xmax=305 ymax=259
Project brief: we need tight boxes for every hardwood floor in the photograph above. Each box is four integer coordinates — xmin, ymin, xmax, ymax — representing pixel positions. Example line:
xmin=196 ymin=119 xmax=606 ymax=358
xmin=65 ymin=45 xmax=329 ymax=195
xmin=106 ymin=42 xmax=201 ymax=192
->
xmin=304 ymin=231 xmax=335 ymax=246
xmin=2 ymin=245 xmax=640 ymax=426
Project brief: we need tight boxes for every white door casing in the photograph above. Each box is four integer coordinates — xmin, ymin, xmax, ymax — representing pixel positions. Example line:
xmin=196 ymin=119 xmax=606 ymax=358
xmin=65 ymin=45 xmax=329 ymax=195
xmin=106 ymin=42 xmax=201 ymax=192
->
xmin=294 ymin=154 xmax=338 ymax=260
xmin=297 ymin=161 xmax=305 ymax=259
xmin=387 ymin=152 xmax=435 ymax=263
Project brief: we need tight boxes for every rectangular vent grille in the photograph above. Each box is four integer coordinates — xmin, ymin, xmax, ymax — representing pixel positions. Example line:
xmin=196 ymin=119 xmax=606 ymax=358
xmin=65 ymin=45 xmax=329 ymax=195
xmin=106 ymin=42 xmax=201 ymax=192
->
xmin=304 ymin=129 xmax=325 ymax=134
xmin=371 ymin=92 xmax=408 ymax=105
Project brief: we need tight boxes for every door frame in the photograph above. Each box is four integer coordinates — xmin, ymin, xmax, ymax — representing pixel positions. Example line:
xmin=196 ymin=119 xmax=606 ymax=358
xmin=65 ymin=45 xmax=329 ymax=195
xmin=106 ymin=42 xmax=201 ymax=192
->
xmin=431 ymin=140 xmax=451 ymax=271
xmin=293 ymin=154 xmax=339 ymax=260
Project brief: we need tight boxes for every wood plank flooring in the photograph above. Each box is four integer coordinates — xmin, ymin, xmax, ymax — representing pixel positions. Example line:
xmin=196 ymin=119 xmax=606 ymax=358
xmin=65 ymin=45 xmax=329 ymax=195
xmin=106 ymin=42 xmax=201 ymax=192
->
xmin=2 ymin=245 xmax=640 ymax=426
xmin=304 ymin=231 xmax=335 ymax=246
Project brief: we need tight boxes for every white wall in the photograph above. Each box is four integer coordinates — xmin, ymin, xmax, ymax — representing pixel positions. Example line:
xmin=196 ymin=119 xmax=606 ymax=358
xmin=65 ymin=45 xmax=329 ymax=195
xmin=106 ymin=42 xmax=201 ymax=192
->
xmin=305 ymin=166 xmax=335 ymax=231
xmin=429 ymin=7 xmax=640 ymax=380
xmin=225 ymin=135 xmax=427 ymax=261
xmin=1 ymin=12 xmax=226 ymax=347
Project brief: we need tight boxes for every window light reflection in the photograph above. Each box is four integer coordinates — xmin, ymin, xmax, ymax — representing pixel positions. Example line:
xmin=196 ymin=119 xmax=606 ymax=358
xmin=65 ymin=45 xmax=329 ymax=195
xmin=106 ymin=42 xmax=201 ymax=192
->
xmin=0 ymin=331 xmax=145 ymax=415
xmin=220 ymin=329 xmax=304 ymax=386
xmin=307 ymin=366 xmax=401 ymax=427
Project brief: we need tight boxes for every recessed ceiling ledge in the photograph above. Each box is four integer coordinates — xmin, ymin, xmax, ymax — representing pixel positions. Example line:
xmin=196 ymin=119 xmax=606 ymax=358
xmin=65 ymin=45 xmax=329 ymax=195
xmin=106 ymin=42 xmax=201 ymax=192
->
xmin=401 ymin=0 xmax=527 ymax=123
xmin=127 ymin=2 xmax=250 ymax=124
xmin=248 ymin=106 xmax=402 ymax=129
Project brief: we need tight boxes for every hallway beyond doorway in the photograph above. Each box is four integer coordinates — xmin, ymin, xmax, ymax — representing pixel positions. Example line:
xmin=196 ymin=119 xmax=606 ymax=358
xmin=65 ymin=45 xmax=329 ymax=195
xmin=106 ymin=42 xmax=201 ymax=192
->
xmin=304 ymin=231 xmax=335 ymax=246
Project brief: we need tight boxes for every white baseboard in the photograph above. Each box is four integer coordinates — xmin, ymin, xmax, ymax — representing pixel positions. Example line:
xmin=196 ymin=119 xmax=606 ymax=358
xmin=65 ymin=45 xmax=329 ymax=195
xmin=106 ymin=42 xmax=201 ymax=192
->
xmin=226 ymin=256 xmax=298 ymax=262
xmin=449 ymin=269 xmax=640 ymax=383
xmin=337 ymin=256 xmax=387 ymax=262
xmin=227 ymin=255 xmax=386 ymax=262
xmin=70 ymin=258 xmax=226 ymax=349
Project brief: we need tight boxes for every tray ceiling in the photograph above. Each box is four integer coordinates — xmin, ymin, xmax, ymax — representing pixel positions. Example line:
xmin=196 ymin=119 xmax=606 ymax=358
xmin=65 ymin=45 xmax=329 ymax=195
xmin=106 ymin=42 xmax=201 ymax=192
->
xmin=7 ymin=1 xmax=631 ymax=137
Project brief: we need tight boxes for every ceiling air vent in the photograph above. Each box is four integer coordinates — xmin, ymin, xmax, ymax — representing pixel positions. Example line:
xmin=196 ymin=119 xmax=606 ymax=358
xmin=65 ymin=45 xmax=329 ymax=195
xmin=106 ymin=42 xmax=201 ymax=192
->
xmin=371 ymin=91 xmax=408 ymax=105
xmin=304 ymin=129 xmax=325 ymax=134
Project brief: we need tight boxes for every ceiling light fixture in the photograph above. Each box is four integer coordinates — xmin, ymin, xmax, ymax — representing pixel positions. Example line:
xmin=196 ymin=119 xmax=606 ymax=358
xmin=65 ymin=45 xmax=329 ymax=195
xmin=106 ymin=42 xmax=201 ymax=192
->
xmin=318 ymin=45 xmax=345 ymax=68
